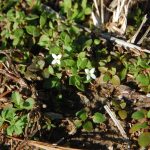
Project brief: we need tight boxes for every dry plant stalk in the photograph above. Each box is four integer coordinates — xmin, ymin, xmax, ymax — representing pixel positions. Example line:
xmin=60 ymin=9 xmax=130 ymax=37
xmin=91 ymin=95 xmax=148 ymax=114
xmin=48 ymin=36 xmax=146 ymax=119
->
xmin=129 ymin=15 xmax=147 ymax=43
xmin=137 ymin=26 xmax=150 ymax=44
xmin=104 ymin=105 xmax=128 ymax=139
xmin=7 ymin=136 xmax=79 ymax=150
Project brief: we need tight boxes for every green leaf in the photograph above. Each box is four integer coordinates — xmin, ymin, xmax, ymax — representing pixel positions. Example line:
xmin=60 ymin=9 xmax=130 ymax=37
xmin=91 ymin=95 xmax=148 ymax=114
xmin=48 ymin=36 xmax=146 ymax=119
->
xmin=26 ymin=14 xmax=39 ymax=20
xmin=98 ymin=67 xmax=108 ymax=73
xmin=77 ymin=58 xmax=88 ymax=69
xmin=1 ymin=108 xmax=16 ymax=120
xmin=81 ymin=0 xmax=87 ymax=9
xmin=0 ymin=116 xmax=4 ymax=127
xmin=94 ymin=39 xmax=100 ymax=45
xmin=7 ymin=125 xmax=15 ymax=136
xmin=11 ymin=91 xmax=23 ymax=107
xmin=138 ymin=132 xmax=150 ymax=147
xmin=13 ymin=29 xmax=24 ymax=38
xmin=63 ymin=45 xmax=72 ymax=52
xmin=38 ymin=34 xmax=50 ymax=47
xmin=78 ymin=52 xmax=86 ymax=58
xmin=43 ymin=66 xmax=54 ymax=78
xmin=130 ymin=122 xmax=148 ymax=133
xmin=76 ymin=110 xmax=87 ymax=121
xmin=103 ymin=73 xmax=111 ymax=82
xmin=111 ymin=75 xmax=120 ymax=86
xmin=147 ymin=110 xmax=150 ymax=118
xmin=84 ymin=39 xmax=92 ymax=49
xmin=74 ymin=119 xmax=82 ymax=128
xmin=23 ymin=98 xmax=35 ymax=110
xmin=84 ymin=7 xmax=91 ymax=15
xmin=92 ymin=112 xmax=106 ymax=123
xmin=109 ymin=68 xmax=116 ymax=75
xmin=118 ymin=110 xmax=127 ymax=120
xmin=136 ymin=74 xmax=149 ymax=86
xmin=50 ymin=46 xmax=61 ymax=54
xmin=13 ymin=38 xmax=20 ymax=46
xmin=83 ymin=121 xmax=93 ymax=131
xmin=37 ymin=60 xmax=45 ymax=70
xmin=14 ymin=125 xmax=23 ymax=135
xmin=40 ymin=12 xmax=47 ymax=28
xmin=120 ymin=101 xmax=126 ymax=109
xmin=63 ymin=59 xmax=76 ymax=67
xmin=64 ymin=0 xmax=72 ymax=13
xmin=132 ymin=111 xmax=145 ymax=120
xmin=25 ymin=26 xmax=40 ymax=37
xmin=69 ymin=75 xmax=84 ymax=91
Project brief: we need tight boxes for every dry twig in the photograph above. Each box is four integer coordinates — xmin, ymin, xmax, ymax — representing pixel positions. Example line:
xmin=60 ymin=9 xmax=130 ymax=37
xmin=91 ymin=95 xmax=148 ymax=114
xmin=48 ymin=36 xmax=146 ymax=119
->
xmin=129 ymin=15 xmax=147 ymax=43
xmin=7 ymin=136 xmax=79 ymax=150
xmin=104 ymin=105 xmax=128 ymax=139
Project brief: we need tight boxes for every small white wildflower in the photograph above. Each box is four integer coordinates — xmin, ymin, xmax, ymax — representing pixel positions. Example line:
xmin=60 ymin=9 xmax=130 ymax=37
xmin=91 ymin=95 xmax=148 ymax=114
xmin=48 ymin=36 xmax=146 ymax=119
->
xmin=85 ymin=68 xmax=96 ymax=81
xmin=146 ymin=93 xmax=150 ymax=98
xmin=51 ymin=54 xmax=62 ymax=65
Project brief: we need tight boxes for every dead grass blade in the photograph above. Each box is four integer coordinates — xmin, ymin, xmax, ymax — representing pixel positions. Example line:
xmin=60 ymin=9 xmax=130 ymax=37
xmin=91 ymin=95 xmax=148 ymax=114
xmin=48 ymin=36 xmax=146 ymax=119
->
xmin=104 ymin=105 xmax=128 ymax=139
xmin=8 ymin=136 xmax=80 ymax=150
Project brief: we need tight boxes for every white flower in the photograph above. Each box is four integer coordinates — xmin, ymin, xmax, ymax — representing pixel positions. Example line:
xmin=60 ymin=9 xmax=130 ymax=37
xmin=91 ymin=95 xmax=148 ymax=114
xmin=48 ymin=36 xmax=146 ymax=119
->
xmin=51 ymin=54 xmax=62 ymax=65
xmin=146 ymin=93 xmax=150 ymax=98
xmin=85 ymin=68 xmax=96 ymax=81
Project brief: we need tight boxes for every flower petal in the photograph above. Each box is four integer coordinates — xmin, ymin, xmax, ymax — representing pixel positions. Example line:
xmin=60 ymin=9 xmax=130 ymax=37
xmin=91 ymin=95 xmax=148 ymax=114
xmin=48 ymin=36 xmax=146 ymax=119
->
xmin=85 ymin=69 xmax=90 ymax=74
xmin=86 ymin=75 xmax=91 ymax=80
xmin=52 ymin=54 xmax=57 ymax=59
xmin=90 ymin=68 xmax=95 ymax=74
xmin=91 ymin=73 xmax=96 ymax=79
xmin=57 ymin=54 xmax=62 ymax=59
xmin=57 ymin=60 xmax=61 ymax=65
xmin=51 ymin=59 xmax=56 ymax=65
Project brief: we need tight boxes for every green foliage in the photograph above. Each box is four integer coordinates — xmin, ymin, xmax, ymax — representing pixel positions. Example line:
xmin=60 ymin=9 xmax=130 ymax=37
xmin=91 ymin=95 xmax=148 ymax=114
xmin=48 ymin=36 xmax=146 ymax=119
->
xmin=112 ymin=100 xmax=128 ymax=120
xmin=0 ymin=1 xmax=149 ymax=148
xmin=138 ymin=132 xmax=150 ymax=147
xmin=0 ymin=91 xmax=35 ymax=136
xmin=130 ymin=109 xmax=150 ymax=147
xmin=130 ymin=122 xmax=148 ymax=133
xmin=92 ymin=112 xmax=106 ymax=123
xmin=131 ymin=110 xmax=145 ymax=120
xmin=75 ymin=109 xmax=106 ymax=131
xmin=60 ymin=0 xmax=92 ymax=22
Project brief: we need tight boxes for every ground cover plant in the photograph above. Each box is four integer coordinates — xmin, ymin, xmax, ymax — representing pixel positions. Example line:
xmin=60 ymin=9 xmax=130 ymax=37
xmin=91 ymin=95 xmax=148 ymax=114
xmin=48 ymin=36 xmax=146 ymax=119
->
xmin=0 ymin=0 xmax=150 ymax=149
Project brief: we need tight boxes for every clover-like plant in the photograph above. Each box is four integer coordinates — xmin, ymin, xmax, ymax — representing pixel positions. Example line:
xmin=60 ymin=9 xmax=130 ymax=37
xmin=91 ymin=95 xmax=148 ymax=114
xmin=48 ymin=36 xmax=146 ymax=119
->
xmin=130 ymin=109 xmax=150 ymax=147
xmin=0 ymin=91 xmax=35 ymax=136
xmin=74 ymin=109 xmax=106 ymax=132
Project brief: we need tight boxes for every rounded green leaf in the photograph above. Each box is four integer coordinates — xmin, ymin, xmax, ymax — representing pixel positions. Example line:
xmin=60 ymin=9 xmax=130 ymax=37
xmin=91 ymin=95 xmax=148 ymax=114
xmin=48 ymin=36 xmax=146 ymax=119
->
xmin=83 ymin=121 xmax=93 ymax=131
xmin=120 ymin=102 xmax=126 ymax=109
xmin=38 ymin=34 xmax=50 ymax=47
xmin=98 ymin=67 xmax=108 ymax=73
xmin=25 ymin=26 xmax=40 ymax=37
xmin=84 ymin=7 xmax=92 ymax=15
xmin=103 ymin=73 xmax=111 ymax=82
xmin=131 ymin=111 xmax=145 ymax=120
xmin=23 ymin=98 xmax=35 ymax=110
xmin=138 ymin=132 xmax=150 ymax=147
xmin=111 ymin=75 xmax=120 ymax=86
xmin=92 ymin=112 xmax=106 ymax=123
xmin=119 ymin=68 xmax=127 ymax=80
xmin=40 ymin=12 xmax=47 ymax=28
xmin=118 ymin=110 xmax=127 ymax=120
xmin=147 ymin=110 xmax=150 ymax=118
xmin=11 ymin=91 xmax=22 ymax=106
xmin=74 ymin=119 xmax=82 ymax=128
xmin=76 ymin=110 xmax=88 ymax=121
xmin=94 ymin=39 xmax=100 ymax=45
xmin=130 ymin=122 xmax=148 ymax=133
xmin=136 ymin=74 xmax=149 ymax=86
